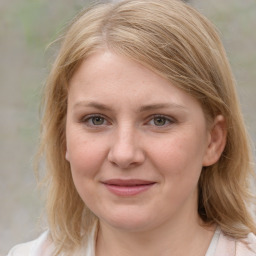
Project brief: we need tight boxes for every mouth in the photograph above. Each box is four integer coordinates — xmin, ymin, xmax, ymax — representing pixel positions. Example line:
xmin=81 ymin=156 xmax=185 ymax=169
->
xmin=102 ymin=179 xmax=156 ymax=196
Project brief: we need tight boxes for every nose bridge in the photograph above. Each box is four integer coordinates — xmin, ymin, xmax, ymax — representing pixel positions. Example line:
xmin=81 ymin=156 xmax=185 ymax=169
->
xmin=108 ymin=123 xmax=144 ymax=168
xmin=120 ymin=121 xmax=136 ymax=142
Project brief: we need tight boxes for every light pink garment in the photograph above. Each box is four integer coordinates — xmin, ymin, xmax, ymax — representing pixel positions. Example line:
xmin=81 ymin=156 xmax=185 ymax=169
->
xmin=214 ymin=231 xmax=256 ymax=256
xmin=7 ymin=228 xmax=256 ymax=256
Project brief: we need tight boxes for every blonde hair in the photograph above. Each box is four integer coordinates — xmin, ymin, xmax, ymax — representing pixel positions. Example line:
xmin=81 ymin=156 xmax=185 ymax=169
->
xmin=39 ymin=0 xmax=256 ymax=253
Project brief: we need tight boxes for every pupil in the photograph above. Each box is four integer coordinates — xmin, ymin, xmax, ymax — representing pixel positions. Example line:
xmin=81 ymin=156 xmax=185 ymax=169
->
xmin=92 ymin=117 xmax=103 ymax=125
xmin=154 ymin=117 xmax=166 ymax=126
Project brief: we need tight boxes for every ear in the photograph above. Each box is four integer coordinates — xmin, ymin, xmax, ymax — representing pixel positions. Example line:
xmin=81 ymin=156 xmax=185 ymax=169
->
xmin=203 ymin=115 xmax=227 ymax=167
xmin=65 ymin=150 xmax=70 ymax=162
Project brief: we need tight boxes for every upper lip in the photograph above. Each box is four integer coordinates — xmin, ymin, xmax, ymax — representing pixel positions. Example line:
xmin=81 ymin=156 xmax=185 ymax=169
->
xmin=102 ymin=179 xmax=156 ymax=186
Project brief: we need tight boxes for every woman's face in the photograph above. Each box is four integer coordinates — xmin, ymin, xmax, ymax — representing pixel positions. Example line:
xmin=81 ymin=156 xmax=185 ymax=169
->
xmin=66 ymin=50 xmax=214 ymax=232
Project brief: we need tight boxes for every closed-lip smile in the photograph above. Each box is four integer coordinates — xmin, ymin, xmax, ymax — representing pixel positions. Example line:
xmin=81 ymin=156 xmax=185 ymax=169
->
xmin=101 ymin=179 xmax=156 ymax=196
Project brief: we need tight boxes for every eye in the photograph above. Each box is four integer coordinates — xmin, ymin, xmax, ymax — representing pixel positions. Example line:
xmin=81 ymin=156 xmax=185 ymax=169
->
xmin=91 ymin=116 xmax=105 ymax=125
xmin=153 ymin=116 xmax=167 ymax=126
xmin=148 ymin=115 xmax=174 ymax=127
xmin=82 ymin=115 xmax=108 ymax=126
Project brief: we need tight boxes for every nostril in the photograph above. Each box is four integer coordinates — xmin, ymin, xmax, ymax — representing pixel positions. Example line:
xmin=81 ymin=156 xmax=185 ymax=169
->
xmin=107 ymin=131 xmax=145 ymax=168
xmin=107 ymin=148 xmax=145 ymax=169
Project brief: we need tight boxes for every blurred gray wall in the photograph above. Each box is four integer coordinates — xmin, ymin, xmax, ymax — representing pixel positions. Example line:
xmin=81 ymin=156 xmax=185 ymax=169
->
xmin=0 ymin=0 xmax=255 ymax=254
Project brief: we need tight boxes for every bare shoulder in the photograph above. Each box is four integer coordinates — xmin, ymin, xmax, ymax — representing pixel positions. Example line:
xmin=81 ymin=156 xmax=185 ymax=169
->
xmin=7 ymin=231 xmax=54 ymax=256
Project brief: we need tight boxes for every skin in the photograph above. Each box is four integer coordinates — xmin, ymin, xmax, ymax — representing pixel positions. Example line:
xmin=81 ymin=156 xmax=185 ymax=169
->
xmin=65 ymin=50 xmax=226 ymax=256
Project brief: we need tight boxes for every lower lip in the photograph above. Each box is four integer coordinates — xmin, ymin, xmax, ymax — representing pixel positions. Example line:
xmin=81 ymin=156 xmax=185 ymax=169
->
xmin=104 ymin=184 xmax=155 ymax=196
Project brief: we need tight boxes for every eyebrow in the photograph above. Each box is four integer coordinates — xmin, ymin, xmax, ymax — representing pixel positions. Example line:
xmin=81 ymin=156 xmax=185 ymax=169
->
xmin=138 ymin=103 xmax=186 ymax=112
xmin=73 ymin=101 xmax=112 ymax=111
xmin=73 ymin=101 xmax=186 ymax=112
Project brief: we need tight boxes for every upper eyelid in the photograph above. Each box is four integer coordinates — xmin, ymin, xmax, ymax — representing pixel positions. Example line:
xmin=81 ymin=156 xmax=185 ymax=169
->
xmin=81 ymin=113 xmax=108 ymax=120
xmin=80 ymin=114 xmax=110 ymax=125
xmin=144 ymin=115 xmax=176 ymax=128
xmin=148 ymin=114 xmax=176 ymax=122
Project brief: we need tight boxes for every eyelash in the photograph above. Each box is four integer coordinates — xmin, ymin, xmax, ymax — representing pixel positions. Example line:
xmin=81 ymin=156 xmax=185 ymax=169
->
xmin=80 ymin=114 xmax=175 ymax=128
xmin=147 ymin=115 xmax=175 ymax=127
xmin=81 ymin=114 xmax=109 ymax=127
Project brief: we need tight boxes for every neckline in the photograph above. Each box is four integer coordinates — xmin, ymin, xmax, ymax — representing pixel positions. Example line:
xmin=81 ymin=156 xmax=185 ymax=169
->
xmin=86 ymin=224 xmax=221 ymax=256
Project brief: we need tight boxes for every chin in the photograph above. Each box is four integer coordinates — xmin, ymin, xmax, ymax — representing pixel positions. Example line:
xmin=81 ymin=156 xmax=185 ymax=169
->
xmin=99 ymin=209 xmax=158 ymax=232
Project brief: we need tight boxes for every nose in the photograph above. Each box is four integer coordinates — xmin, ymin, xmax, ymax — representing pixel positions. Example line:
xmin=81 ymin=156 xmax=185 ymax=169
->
xmin=107 ymin=126 xmax=145 ymax=169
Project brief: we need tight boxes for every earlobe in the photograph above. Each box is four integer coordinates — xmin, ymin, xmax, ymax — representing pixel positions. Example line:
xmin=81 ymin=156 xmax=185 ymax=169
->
xmin=203 ymin=115 xmax=227 ymax=167
xmin=65 ymin=151 xmax=70 ymax=162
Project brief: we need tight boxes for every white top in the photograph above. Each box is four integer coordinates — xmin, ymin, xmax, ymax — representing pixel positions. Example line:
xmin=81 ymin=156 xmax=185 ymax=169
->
xmin=7 ymin=226 xmax=256 ymax=256
xmin=205 ymin=226 xmax=221 ymax=256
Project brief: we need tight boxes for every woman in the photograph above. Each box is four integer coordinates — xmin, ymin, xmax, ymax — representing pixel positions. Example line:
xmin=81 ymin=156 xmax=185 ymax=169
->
xmin=8 ymin=0 xmax=256 ymax=255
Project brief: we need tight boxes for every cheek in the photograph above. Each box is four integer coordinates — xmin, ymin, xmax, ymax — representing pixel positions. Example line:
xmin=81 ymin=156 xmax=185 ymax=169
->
xmin=66 ymin=136 xmax=107 ymax=205
xmin=149 ymin=131 xmax=206 ymax=181
xmin=66 ymin=132 xmax=107 ymax=178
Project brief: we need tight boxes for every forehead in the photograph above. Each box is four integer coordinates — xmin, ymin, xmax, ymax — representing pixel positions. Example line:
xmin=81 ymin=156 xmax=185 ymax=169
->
xmin=68 ymin=50 xmax=203 ymax=114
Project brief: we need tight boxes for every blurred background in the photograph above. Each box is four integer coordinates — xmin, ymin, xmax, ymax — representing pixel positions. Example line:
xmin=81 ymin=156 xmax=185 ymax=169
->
xmin=0 ymin=0 xmax=255 ymax=254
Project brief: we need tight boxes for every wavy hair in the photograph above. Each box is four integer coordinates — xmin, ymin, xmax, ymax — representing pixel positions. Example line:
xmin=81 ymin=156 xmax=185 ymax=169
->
xmin=38 ymin=0 xmax=256 ymax=254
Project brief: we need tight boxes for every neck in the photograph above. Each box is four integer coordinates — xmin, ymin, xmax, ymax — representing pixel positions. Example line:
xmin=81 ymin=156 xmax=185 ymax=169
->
xmin=96 ymin=209 xmax=216 ymax=256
